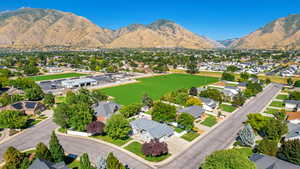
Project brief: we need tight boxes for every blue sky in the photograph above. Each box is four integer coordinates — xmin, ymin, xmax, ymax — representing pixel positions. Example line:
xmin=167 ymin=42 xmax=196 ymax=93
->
xmin=1 ymin=0 xmax=299 ymax=40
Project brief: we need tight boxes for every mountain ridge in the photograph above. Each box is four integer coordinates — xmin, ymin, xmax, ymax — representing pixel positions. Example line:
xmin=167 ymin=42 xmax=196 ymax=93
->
xmin=0 ymin=8 xmax=220 ymax=49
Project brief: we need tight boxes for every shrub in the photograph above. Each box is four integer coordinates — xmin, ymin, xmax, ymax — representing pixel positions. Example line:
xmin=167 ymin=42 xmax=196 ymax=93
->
xmin=142 ymin=139 xmax=168 ymax=157
xmin=105 ymin=114 xmax=131 ymax=140
xmin=221 ymin=72 xmax=235 ymax=81
xmin=277 ymin=139 xmax=300 ymax=165
xmin=189 ymin=87 xmax=198 ymax=96
xmin=86 ymin=121 xmax=105 ymax=135
xmin=257 ymin=139 xmax=278 ymax=156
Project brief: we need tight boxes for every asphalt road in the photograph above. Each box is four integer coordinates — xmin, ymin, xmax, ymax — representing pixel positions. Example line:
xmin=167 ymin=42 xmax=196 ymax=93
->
xmin=157 ymin=83 xmax=282 ymax=169
xmin=0 ymin=83 xmax=282 ymax=169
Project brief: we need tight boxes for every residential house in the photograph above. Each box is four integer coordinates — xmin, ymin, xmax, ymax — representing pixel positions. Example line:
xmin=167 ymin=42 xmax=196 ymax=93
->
xmin=285 ymin=123 xmax=300 ymax=141
xmin=286 ymin=112 xmax=300 ymax=124
xmin=237 ymin=82 xmax=247 ymax=90
xmin=284 ymin=100 xmax=300 ymax=112
xmin=199 ymin=97 xmax=217 ymax=111
xmin=177 ymin=106 xmax=205 ymax=119
xmin=3 ymin=101 xmax=46 ymax=115
xmin=222 ymin=86 xmax=240 ymax=99
xmin=92 ymin=101 xmax=120 ymax=122
xmin=130 ymin=118 xmax=174 ymax=142
xmin=28 ymin=158 xmax=69 ymax=169
xmin=250 ymin=153 xmax=300 ymax=169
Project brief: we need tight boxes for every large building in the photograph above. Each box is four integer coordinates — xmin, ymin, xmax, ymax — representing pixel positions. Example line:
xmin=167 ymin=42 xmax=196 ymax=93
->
xmin=61 ymin=78 xmax=97 ymax=88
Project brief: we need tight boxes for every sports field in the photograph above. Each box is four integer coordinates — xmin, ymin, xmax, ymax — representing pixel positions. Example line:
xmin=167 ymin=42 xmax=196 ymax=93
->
xmin=101 ymin=73 xmax=219 ymax=105
xmin=27 ymin=73 xmax=88 ymax=81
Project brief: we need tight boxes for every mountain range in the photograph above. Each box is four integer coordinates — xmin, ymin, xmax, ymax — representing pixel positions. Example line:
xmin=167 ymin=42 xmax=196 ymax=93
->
xmin=0 ymin=8 xmax=299 ymax=50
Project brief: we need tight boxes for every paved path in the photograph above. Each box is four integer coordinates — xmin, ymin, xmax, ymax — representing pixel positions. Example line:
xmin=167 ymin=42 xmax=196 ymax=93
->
xmin=0 ymin=83 xmax=282 ymax=169
xmin=157 ymin=83 xmax=282 ymax=169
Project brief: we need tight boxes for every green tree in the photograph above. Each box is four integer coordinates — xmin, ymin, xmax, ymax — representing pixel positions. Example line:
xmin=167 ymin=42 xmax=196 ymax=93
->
xmin=106 ymin=152 xmax=125 ymax=169
xmin=226 ymin=65 xmax=240 ymax=72
xmin=257 ymin=139 xmax=278 ymax=156
xmin=69 ymin=104 xmax=93 ymax=131
xmin=201 ymin=148 xmax=256 ymax=169
xmin=185 ymin=97 xmax=202 ymax=106
xmin=246 ymin=114 xmax=271 ymax=131
xmin=199 ymin=88 xmax=223 ymax=103
xmin=105 ymin=114 xmax=131 ymax=140
xmin=151 ymin=102 xmax=177 ymax=122
xmin=221 ymin=72 xmax=235 ymax=81
xmin=25 ymin=86 xmax=44 ymax=101
xmin=35 ymin=142 xmax=52 ymax=161
xmin=80 ymin=153 xmax=94 ymax=169
xmin=53 ymin=103 xmax=70 ymax=129
xmin=274 ymin=111 xmax=286 ymax=121
xmin=263 ymin=119 xmax=288 ymax=141
xmin=289 ymin=91 xmax=300 ymax=100
xmin=142 ymin=93 xmax=153 ymax=107
xmin=91 ymin=90 xmax=108 ymax=102
xmin=277 ymin=139 xmax=300 ymax=165
xmin=240 ymin=72 xmax=250 ymax=82
xmin=119 ymin=103 xmax=142 ymax=118
xmin=0 ymin=110 xmax=28 ymax=129
xmin=49 ymin=131 xmax=65 ymax=163
xmin=177 ymin=113 xmax=195 ymax=130
xmin=23 ymin=64 xmax=39 ymax=75
xmin=232 ymin=93 xmax=246 ymax=107
xmin=2 ymin=146 xmax=24 ymax=169
xmin=43 ymin=93 xmax=55 ymax=107
xmin=287 ymin=78 xmax=293 ymax=86
xmin=265 ymin=78 xmax=271 ymax=84
xmin=294 ymin=80 xmax=300 ymax=87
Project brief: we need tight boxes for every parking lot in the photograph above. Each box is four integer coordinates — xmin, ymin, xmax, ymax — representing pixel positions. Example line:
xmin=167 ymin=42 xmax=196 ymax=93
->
xmin=38 ymin=73 xmax=136 ymax=94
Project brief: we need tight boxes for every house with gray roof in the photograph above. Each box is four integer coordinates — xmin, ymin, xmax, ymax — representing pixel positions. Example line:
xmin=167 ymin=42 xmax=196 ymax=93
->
xmin=199 ymin=97 xmax=217 ymax=111
xmin=223 ymin=86 xmax=240 ymax=98
xmin=130 ymin=118 xmax=174 ymax=142
xmin=250 ymin=153 xmax=300 ymax=169
xmin=92 ymin=101 xmax=120 ymax=122
xmin=285 ymin=100 xmax=300 ymax=112
xmin=178 ymin=106 xmax=205 ymax=119
xmin=285 ymin=123 xmax=300 ymax=141
xmin=28 ymin=158 xmax=69 ymax=169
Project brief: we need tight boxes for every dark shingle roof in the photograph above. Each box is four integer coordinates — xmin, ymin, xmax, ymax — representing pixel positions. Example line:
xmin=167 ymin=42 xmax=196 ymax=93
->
xmin=178 ymin=106 xmax=205 ymax=118
xmin=130 ymin=119 xmax=174 ymax=139
xmin=93 ymin=101 xmax=120 ymax=118
xmin=28 ymin=158 xmax=69 ymax=169
xmin=285 ymin=100 xmax=300 ymax=105
xmin=250 ymin=154 xmax=300 ymax=169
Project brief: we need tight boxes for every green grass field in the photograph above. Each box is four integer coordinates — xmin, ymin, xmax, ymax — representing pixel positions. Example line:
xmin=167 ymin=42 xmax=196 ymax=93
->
xmin=181 ymin=132 xmax=200 ymax=142
xmin=276 ymin=94 xmax=289 ymax=100
xmin=27 ymin=73 xmax=88 ymax=81
xmin=264 ymin=108 xmax=280 ymax=114
xmin=101 ymin=74 xmax=219 ymax=105
xmin=270 ymin=101 xmax=284 ymax=108
xmin=220 ymin=104 xmax=237 ymax=112
xmin=124 ymin=141 xmax=171 ymax=162
xmin=201 ymin=115 xmax=218 ymax=127
xmin=91 ymin=135 xmax=132 ymax=146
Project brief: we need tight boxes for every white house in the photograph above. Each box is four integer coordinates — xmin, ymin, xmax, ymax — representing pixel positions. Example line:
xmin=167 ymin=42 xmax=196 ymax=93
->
xmin=130 ymin=118 xmax=174 ymax=142
xmin=199 ymin=97 xmax=217 ymax=111
xmin=284 ymin=100 xmax=300 ymax=112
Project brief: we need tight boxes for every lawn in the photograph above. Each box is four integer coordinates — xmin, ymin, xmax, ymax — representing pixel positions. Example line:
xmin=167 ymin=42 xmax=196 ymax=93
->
xmin=276 ymin=94 xmax=289 ymax=100
xmin=91 ymin=135 xmax=132 ymax=146
xmin=181 ymin=132 xmax=200 ymax=142
xmin=270 ymin=101 xmax=284 ymax=108
xmin=174 ymin=127 xmax=185 ymax=133
xmin=27 ymin=73 xmax=88 ymax=81
xmin=220 ymin=104 xmax=236 ymax=112
xmin=67 ymin=160 xmax=80 ymax=169
xmin=201 ymin=115 xmax=218 ymax=127
xmin=124 ymin=142 xmax=171 ymax=162
xmin=264 ymin=108 xmax=280 ymax=115
xmin=101 ymin=74 xmax=219 ymax=105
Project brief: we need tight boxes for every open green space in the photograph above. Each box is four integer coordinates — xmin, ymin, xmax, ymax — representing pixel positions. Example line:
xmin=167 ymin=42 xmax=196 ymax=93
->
xmin=91 ymin=135 xmax=132 ymax=146
xmin=181 ymin=132 xmax=200 ymax=142
xmin=67 ymin=160 xmax=80 ymax=169
xmin=27 ymin=73 xmax=88 ymax=81
xmin=220 ymin=104 xmax=236 ymax=112
xmin=264 ymin=108 xmax=281 ymax=115
xmin=276 ymin=94 xmax=289 ymax=100
xmin=101 ymin=74 xmax=219 ymax=105
xmin=124 ymin=141 xmax=171 ymax=162
xmin=270 ymin=101 xmax=284 ymax=108
xmin=201 ymin=115 xmax=218 ymax=127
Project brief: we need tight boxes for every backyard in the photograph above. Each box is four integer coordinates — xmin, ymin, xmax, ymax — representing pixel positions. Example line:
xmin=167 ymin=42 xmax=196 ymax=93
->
xmin=101 ymin=73 xmax=219 ymax=105
xmin=27 ymin=73 xmax=88 ymax=81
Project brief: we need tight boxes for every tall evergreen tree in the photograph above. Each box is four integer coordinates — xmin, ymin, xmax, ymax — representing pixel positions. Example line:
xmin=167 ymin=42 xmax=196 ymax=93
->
xmin=49 ymin=131 xmax=65 ymax=162
xmin=237 ymin=124 xmax=255 ymax=147
xmin=35 ymin=142 xmax=52 ymax=161
xmin=80 ymin=153 xmax=94 ymax=169
xmin=106 ymin=153 xmax=125 ymax=169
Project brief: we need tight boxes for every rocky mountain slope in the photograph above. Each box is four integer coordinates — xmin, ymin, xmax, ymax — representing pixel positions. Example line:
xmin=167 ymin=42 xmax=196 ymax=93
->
xmin=230 ymin=14 xmax=300 ymax=50
xmin=0 ymin=8 xmax=220 ymax=49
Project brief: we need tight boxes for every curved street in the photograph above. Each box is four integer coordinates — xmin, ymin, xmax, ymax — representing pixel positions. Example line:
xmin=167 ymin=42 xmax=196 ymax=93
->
xmin=0 ymin=83 xmax=282 ymax=169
